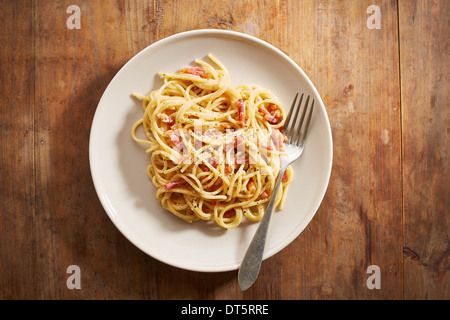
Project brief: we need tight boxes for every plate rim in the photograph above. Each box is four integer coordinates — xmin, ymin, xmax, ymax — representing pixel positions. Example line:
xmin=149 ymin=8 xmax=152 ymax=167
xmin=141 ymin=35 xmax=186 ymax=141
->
xmin=89 ymin=28 xmax=333 ymax=272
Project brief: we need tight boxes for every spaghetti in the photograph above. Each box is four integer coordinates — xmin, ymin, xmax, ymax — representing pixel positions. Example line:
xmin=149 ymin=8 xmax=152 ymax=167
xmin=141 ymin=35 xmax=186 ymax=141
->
xmin=131 ymin=54 xmax=292 ymax=229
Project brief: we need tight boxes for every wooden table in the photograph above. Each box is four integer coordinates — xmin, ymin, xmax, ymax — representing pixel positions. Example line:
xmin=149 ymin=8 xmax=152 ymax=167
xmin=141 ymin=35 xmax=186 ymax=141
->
xmin=1 ymin=0 xmax=448 ymax=300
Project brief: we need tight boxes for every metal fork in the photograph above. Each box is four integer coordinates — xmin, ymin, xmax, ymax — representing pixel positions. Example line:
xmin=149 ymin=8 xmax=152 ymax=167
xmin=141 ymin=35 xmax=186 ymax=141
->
xmin=238 ymin=93 xmax=315 ymax=291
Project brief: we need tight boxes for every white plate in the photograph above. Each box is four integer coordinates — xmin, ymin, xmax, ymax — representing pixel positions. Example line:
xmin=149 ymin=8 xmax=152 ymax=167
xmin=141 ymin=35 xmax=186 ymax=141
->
xmin=89 ymin=29 xmax=332 ymax=272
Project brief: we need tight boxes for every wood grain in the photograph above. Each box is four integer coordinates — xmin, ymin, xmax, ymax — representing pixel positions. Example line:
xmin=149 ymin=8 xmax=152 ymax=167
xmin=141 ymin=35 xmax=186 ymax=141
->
xmin=0 ymin=0 xmax=36 ymax=299
xmin=275 ymin=0 xmax=403 ymax=299
xmin=399 ymin=0 xmax=449 ymax=299
xmin=33 ymin=0 xmax=160 ymax=299
xmin=0 ymin=0 xmax=448 ymax=300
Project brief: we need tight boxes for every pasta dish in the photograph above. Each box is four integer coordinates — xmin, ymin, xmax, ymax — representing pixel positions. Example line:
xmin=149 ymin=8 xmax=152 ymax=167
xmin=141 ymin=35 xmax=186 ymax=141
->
xmin=131 ymin=54 xmax=292 ymax=229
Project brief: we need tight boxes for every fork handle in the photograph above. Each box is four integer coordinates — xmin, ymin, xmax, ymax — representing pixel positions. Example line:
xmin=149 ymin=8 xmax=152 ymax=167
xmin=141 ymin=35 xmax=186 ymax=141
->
xmin=238 ymin=164 xmax=288 ymax=291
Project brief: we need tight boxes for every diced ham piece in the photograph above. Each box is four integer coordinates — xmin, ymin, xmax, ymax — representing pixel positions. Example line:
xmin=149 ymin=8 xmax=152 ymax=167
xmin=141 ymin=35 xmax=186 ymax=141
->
xmin=271 ymin=129 xmax=285 ymax=151
xmin=268 ymin=104 xmax=282 ymax=121
xmin=166 ymin=129 xmax=185 ymax=151
xmin=260 ymin=140 xmax=273 ymax=150
xmin=259 ymin=191 xmax=269 ymax=199
xmin=180 ymin=66 xmax=207 ymax=78
xmin=237 ymin=99 xmax=245 ymax=128
xmin=163 ymin=179 xmax=186 ymax=190
xmin=156 ymin=113 xmax=175 ymax=126
xmin=224 ymin=165 xmax=233 ymax=175
xmin=208 ymin=157 xmax=219 ymax=168
xmin=223 ymin=209 xmax=236 ymax=219
xmin=282 ymin=170 xmax=288 ymax=183
xmin=247 ymin=179 xmax=256 ymax=194
xmin=259 ymin=104 xmax=282 ymax=124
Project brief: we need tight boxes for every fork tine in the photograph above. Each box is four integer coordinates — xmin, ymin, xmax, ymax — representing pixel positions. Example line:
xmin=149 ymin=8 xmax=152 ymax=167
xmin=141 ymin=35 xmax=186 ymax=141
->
xmin=292 ymin=95 xmax=310 ymax=145
xmin=290 ymin=96 xmax=310 ymax=145
xmin=285 ymin=93 xmax=304 ymax=142
xmin=283 ymin=93 xmax=298 ymax=136
xmin=295 ymin=98 xmax=314 ymax=147
xmin=238 ymin=92 xmax=314 ymax=291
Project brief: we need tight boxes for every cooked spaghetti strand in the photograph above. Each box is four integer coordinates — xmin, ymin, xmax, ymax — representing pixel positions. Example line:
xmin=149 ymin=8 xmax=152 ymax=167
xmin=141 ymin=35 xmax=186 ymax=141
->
xmin=131 ymin=54 xmax=292 ymax=229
